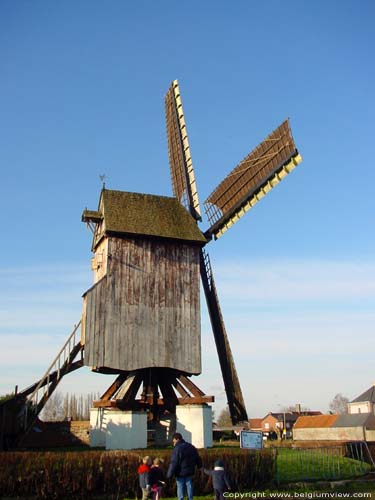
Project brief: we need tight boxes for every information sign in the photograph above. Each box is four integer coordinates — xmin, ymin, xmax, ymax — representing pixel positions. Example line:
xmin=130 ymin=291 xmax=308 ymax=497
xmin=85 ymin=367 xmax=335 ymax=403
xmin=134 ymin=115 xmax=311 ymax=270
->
xmin=240 ymin=430 xmax=263 ymax=449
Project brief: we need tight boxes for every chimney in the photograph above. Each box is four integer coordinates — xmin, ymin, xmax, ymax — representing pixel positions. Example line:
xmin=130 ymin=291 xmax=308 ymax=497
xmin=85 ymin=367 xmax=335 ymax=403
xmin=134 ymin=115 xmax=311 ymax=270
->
xmin=295 ymin=403 xmax=301 ymax=414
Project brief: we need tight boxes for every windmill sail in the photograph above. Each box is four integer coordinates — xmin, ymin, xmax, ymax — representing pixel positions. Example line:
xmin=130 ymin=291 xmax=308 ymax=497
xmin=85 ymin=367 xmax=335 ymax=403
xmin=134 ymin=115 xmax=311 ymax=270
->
xmin=204 ymin=119 xmax=302 ymax=239
xmin=165 ymin=80 xmax=202 ymax=221
xmin=200 ymin=249 xmax=248 ymax=425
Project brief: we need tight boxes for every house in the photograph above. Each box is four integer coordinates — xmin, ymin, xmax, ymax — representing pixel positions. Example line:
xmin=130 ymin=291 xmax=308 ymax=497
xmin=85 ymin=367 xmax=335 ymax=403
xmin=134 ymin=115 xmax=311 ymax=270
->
xmin=248 ymin=406 xmax=322 ymax=440
xmin=249 ymin=418 xmax=263 ymax=432
xmin=293 ymin=414 xmax=375 ymax=441
xmin=260 ymin=408 xmax=322 ymax=439
xmin=348 ymin=384 xmax=375 ymax=415
xmin=261 ymin=412 xmax=295 ymax=438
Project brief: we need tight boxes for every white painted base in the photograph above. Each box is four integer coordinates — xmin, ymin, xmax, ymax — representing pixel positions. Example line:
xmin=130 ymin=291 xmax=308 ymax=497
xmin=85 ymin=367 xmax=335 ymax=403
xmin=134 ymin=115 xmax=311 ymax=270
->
xmin=89 ymin=408 xmax=147 ymax=450
xmin=176 ymin=404 xmax=213 ymax=448
xmin=105 ymin=410 xmax=147 ymax=450
xmin=89 ymin=408 xmax=106 ymax=447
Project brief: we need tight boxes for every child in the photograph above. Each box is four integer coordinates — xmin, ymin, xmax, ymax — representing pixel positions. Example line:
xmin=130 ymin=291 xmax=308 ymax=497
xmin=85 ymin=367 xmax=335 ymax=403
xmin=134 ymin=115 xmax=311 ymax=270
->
xmin=204 ymin=459 xmax=231 ymax=500
xmin=148 ymin=457 xmax=166 ymax=500
xmin=137 ymin=455 xmax=152 ymax=500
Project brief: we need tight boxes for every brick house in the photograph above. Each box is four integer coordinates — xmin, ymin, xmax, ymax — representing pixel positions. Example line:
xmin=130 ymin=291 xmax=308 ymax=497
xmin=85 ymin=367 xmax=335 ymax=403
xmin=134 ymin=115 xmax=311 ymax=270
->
xmin=261 ymin=412 xmax=297 ymax=438
xmin=249 ymin=418 xmax=263 ymax=431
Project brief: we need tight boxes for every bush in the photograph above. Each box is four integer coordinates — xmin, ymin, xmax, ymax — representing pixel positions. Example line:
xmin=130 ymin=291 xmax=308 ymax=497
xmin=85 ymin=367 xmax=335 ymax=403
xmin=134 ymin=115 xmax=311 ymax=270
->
xmin=0 ymin=448 xmax=275 ymax=499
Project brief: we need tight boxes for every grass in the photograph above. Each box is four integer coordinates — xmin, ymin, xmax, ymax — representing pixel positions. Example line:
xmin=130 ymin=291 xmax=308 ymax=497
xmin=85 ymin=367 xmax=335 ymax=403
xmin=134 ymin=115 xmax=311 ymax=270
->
xmin=275 ymin=448 xmax=371 ymax=482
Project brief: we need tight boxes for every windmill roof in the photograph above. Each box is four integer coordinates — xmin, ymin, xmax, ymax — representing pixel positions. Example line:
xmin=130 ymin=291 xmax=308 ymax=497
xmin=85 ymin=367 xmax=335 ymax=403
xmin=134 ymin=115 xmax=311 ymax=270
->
xmin=351 ymin=385 xmax=375 ymax=403
xmin=87 ymin=189 xmax=207 ymax=245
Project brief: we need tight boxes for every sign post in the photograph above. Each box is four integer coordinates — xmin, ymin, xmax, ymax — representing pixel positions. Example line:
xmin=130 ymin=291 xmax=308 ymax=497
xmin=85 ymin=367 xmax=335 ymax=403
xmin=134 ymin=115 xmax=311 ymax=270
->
xmin=240 ymin=430 xmax=263 ymax=449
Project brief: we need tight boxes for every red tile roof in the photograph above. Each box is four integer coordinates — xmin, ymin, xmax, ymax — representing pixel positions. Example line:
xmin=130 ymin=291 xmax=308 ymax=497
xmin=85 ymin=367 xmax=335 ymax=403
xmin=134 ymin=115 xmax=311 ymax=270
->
xmin=294 ymin=415 xmax=338 ymax=429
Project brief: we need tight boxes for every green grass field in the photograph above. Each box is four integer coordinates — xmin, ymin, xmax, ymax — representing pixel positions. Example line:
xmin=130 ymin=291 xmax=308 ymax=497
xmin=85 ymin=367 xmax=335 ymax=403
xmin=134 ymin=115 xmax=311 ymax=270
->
xmin=275 ymin=448 xmax=371 ymax=482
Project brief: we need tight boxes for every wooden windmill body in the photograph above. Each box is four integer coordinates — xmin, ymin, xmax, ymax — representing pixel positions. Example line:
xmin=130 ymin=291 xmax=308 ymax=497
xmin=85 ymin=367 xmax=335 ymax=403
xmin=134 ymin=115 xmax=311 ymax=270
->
xmin=82 ymin=191 xmax=205 ymax=375
xmin=81 ymin=80 xmax=303 ymax=425
xmin=82 ymin=191 xmax=214 ymax=417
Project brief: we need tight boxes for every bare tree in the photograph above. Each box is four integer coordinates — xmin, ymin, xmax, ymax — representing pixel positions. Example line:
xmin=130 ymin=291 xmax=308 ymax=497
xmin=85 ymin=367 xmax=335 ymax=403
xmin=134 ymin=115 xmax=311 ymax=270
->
xmin=216 ymin=406 xmax=232 ymax=427
xmin=40 ymin=391 xmax=65 ymax=421
xmin=41 ymin=391 xmax=100 ymax=421
xmin=329 ymin=393 xmax=349 ymax=414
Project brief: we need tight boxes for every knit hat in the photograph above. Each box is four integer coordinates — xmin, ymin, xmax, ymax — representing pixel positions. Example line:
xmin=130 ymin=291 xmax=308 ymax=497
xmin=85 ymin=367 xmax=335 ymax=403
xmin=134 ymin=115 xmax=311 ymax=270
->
xmin=214 ymin=459 xmax=224 ymax=468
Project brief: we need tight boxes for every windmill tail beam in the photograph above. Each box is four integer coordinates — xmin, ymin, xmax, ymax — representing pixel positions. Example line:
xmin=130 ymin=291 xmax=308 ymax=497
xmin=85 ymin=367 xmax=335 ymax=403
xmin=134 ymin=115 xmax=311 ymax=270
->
xmin=200 ymin=250 xmax=248 ymax=425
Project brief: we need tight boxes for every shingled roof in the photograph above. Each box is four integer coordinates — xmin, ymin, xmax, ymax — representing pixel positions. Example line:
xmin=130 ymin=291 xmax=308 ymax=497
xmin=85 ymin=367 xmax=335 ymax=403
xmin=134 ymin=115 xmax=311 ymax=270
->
xmin=294 ymin=413 xmax=375 ymax=430
xmin=83 ymin=189 xmax=207 ymax=245
xmin=351 ymin=384 xmax=375 ymax=403
xmin=293 ymin=415 xmax=338 ymax=429
xmin=333 ymin=413 xmax=375 ymax=429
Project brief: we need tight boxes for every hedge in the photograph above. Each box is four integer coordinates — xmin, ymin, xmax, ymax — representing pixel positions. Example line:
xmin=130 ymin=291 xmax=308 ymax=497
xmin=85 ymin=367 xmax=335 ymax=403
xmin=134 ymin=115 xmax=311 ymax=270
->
xmin=0 ymin=448 xmax=276 ymax=499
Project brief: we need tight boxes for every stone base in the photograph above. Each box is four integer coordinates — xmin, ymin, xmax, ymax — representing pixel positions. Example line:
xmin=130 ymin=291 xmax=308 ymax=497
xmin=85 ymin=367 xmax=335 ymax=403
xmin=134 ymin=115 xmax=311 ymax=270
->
xmin=106 ymin=410 xmax=147 ymax=450
xmin=89 ymin=408 xmax=147 ymax=450
xmin=176 ymin=404 xmax=213 ymax=448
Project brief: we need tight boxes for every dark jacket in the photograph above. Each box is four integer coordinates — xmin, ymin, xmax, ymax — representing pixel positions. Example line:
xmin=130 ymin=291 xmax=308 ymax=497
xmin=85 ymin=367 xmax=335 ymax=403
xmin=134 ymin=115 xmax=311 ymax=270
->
xmin=148 ymin=465 xmax=165 ymax=487
xmin=138 ymin=464 xmax=150 ymax=488
xmin=167 ymin=439 xmax=202 ymax=478
xmin=204 ymin=468 xmax=231 ymax=491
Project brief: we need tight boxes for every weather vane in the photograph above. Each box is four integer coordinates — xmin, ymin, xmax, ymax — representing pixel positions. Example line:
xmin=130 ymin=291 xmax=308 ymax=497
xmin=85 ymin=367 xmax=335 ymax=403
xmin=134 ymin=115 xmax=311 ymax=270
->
xmin=99 ymin=174 xmax=107 ymax=189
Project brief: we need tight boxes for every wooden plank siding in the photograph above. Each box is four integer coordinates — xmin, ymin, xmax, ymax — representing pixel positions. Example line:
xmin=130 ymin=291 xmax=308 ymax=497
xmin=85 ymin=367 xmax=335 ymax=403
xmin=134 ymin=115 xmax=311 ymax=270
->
xmin=82 ymin=236 xmax=201 ymax=374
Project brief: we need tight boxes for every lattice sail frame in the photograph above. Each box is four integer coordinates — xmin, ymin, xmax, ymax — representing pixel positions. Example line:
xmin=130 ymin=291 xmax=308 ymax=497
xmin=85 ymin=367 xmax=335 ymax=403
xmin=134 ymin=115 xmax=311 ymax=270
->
xmin=165 ymin=80 xmax=201 ymax=221
xmin=204 ymin=119 xmax=302 ymax=239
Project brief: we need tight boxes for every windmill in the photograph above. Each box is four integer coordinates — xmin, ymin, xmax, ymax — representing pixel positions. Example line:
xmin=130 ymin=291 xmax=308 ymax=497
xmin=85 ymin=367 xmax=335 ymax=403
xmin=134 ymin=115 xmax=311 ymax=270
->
xmin=1 ymin=80 xmax=302 ymax=450
xmin=81 ymin=80 xmax=302 ymax=426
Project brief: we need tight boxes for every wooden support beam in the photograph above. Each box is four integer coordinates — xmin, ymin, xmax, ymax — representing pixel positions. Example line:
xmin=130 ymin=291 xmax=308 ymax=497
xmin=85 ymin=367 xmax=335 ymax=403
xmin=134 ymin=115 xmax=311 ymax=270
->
xmin=173 ymin=379 xmax=190 ymax=398
xmin=178 ymin=396 xmax=214 ymax=404
xmin=99 ymin=373 xmax=127 ymax=401
xmin=178 ymin=375 xmax=205 ymax=397
xmin=93 ymin=400 xmax=121 ymax=408
xmin=93 ymin=394 xmax=214 ymax=409
xmin=159 ymin=380 xmax=179 ymax=402
xmin=92 ymin=369 xmax=213 ymax=411
xmin=120 ymin=372 xmax=143 ymax=404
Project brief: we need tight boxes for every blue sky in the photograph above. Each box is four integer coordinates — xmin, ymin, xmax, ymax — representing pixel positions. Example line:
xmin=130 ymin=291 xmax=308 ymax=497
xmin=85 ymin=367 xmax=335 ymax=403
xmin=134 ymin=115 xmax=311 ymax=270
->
xmin=0 ymin=1 xmax=374 ymax=418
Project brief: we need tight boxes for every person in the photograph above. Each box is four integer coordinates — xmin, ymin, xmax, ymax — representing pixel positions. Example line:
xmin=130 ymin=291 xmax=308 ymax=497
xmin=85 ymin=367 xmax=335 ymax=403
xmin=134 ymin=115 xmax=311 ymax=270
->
xmin=137 ymin=455 xmax=152 ymax=500
xmin=166 ymin=432 xmax=202 ymax=500
xmin=148 ymin=457 xmax=166 ymax=500
xmin=204 ymin=459 xmax=231 ymax=500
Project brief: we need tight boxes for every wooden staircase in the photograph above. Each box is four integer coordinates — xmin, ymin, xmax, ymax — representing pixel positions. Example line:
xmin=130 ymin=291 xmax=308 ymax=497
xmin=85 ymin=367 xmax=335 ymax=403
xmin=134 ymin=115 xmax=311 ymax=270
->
xmin=21 ymin=321 xmax=84 ymax=431
xmin=0 ymin=322 xmax=85 ymax=448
